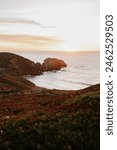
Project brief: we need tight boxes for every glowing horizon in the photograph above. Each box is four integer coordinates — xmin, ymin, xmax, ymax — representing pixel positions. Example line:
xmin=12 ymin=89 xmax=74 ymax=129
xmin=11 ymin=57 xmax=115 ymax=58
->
xmin=0 ymin=0 xmax=99 ymax=52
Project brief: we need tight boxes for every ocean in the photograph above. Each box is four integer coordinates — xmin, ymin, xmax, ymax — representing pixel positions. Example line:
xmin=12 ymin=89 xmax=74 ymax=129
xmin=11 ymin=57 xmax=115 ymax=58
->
xmin=14 ymin=51 xmax=100 ymax=90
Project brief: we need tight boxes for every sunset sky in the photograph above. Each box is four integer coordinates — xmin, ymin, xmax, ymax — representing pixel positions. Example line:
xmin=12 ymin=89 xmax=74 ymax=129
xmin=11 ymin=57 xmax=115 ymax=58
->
xmin=0 ymin=0 xmax=99 ymax=52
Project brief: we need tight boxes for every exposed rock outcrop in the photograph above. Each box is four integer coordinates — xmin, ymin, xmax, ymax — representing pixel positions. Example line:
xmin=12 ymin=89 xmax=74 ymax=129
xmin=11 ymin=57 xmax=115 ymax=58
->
xmin=41 ymin=58 xmax=67 ymax=71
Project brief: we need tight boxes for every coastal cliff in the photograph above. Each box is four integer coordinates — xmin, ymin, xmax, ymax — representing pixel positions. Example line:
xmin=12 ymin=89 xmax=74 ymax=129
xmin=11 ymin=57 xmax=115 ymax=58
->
xmin=0 ymin=52 xmax=67 ymax=92
xmin=0 ymin=52 xmax=100 ymax=150
xmin=0 ymin=52 xmax=67 ymax=76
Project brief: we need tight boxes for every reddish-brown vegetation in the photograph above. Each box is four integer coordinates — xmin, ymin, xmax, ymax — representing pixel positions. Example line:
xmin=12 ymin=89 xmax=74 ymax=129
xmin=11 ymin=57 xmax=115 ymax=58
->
xmin=0 ymin=52 xmax=100 ymax=150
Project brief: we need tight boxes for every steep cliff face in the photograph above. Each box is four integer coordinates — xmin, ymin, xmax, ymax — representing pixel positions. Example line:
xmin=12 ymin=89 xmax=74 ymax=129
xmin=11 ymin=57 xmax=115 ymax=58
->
xmin=0 ymin=52 xmax=41 ymax=76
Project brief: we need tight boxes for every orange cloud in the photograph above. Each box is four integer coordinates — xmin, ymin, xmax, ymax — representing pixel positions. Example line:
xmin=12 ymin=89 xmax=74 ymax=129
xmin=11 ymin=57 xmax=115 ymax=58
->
xmin=0 ymin=34 xmax=60 ymax=51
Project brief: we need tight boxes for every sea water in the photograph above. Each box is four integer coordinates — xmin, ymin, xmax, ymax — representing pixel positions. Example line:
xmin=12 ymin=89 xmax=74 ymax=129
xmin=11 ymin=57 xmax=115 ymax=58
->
xmin=14 ymin=51 xmax=100 ymax=90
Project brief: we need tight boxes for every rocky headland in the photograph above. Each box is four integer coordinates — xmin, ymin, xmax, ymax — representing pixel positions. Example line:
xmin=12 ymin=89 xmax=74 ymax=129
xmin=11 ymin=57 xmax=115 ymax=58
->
xmin=0 ymin=52 xmax=67 ymax=76
xmin=0 ymin=52 xmax=100 ymax=150
xmin=0 ymin=52 xmax=67 ymax=92
xmin=0 ymin=52 xmax=41 ymax=76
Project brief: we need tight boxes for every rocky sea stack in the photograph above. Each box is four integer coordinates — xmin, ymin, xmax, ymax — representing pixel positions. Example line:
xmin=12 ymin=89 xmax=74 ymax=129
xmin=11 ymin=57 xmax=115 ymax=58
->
xmin=42 ymin=57 xmax=67 ymax=71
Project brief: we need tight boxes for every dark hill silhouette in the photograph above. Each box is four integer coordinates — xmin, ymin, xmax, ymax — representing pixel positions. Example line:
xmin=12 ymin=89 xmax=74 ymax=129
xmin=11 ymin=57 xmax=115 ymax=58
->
xmin=0 ymin=52 xmax=42 ymax=76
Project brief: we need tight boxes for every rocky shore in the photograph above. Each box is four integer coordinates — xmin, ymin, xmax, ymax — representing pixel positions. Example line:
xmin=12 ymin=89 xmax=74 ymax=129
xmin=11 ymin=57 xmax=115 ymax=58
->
xmin=0 ymin=52 xmax=100 ymax=150
xmin=0 ymin=52 xmax=67 ymax=92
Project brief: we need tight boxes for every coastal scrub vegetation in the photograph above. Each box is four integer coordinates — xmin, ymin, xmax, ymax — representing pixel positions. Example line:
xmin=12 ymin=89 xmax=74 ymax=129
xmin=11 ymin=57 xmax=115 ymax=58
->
xmin=0 ymin=85 xmax=100 ymax=150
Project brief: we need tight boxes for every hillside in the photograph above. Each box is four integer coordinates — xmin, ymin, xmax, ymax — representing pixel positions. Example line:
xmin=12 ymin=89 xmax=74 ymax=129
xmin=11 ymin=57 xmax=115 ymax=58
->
xmin=0 ymin=84 xmax=100 ymax=150
xmin=0 ymin=74 xmax=37 ymax=94
xmin=0 ymin=52 xmax=42 ymax=76
xmin=0 ymin=52 xmax=100 ymax=150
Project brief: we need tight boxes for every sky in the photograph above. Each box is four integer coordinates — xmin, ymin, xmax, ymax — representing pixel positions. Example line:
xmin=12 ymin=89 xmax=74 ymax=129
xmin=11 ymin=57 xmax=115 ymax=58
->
xmin=0 ymin=0 xmax=100 ymax=52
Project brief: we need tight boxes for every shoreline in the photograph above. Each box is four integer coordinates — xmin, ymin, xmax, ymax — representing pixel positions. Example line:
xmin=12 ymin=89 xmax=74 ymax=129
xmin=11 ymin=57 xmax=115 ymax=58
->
xmin=0 ymin=52 xmax=100 ymax=150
